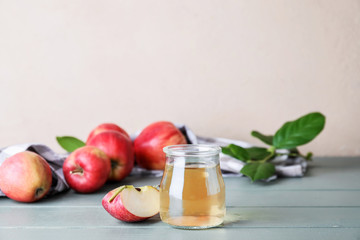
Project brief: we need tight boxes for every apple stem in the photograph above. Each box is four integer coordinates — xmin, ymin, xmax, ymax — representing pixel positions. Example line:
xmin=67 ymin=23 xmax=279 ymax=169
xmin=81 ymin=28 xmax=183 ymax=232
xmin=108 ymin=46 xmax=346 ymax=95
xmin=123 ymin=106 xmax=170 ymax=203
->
xmin=108 ymin=185 xmax=131 ymax=203
xmin=110 ymin=159 xmax=119 ymax=169
xmin=35 ymin=188 xmax=44 ymax=197
xmin=70 ymin=169 xmax=84 ymax=175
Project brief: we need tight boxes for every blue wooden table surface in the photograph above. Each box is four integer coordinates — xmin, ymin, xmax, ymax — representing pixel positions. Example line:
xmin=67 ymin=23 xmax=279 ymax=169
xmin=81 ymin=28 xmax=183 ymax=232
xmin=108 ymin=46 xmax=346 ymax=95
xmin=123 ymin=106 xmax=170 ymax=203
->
xmin=0 ymin=157 xmax=359 ymax=239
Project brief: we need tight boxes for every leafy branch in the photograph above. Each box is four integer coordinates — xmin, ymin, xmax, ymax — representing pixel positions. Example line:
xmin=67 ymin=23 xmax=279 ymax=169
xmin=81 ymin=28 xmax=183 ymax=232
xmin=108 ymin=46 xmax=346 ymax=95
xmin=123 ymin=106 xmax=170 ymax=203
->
xmin=222 ymin=112 xmax=326 ymax=182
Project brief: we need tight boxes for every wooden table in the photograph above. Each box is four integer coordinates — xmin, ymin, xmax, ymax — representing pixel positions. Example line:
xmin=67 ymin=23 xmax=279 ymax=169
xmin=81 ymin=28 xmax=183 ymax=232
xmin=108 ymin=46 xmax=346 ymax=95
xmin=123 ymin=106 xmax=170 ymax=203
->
xmin=0 ymin=157 xmax=359 ymax=239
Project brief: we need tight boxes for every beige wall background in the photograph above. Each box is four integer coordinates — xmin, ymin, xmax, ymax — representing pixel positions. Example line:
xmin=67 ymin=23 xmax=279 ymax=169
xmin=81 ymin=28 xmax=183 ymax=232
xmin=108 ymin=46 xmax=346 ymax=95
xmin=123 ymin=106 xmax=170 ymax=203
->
xmin=0 ymin=0 xmax=359 ymax=156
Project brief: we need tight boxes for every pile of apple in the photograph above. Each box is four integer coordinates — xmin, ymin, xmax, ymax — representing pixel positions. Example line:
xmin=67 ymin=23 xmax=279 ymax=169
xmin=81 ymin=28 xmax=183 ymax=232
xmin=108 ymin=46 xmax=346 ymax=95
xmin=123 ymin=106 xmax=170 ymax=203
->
xmin=64 ymin=123 xmax=134 ymax=193
xmin=0 ymin=121 xmax=186 ymax=222
xmin=64 ymin=121 xmax=186 ymax=193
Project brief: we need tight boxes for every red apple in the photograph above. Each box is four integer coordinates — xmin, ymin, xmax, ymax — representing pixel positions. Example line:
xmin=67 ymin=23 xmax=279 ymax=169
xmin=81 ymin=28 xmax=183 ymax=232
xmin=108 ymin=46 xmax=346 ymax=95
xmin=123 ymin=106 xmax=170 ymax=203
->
xmin=86 ymin=131 xmax=134 ymax=181
xmin=0 ymin=151 xmax=52 ymax=202
xmin=87 ymin=123 xmax=130 ymax=142
xmin=134 ymin=121 xmax=187 ymax=170
xmin=102 ymin=185 xmax=159 ymax=222
xmin=63 ymin=146 xmax=111 ymax=193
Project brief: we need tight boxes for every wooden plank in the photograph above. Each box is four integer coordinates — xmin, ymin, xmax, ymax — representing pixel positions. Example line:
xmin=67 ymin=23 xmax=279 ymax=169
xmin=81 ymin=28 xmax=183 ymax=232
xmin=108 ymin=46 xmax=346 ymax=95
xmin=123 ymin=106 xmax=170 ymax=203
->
xmin=0 ymin=227 xmax=360 ymax=240
xmin=0 ymin=177 xmax=162 ymax=207
xmin=1 ymin=189 xmax=359 ymax=207
xmin=0 ymin=157 xmax=359 ymax=240
xmin=0 ymin=207 xmax=359 ymax=229
xmin=226 ymin=190 xmax=360 ymax=207
xmin=0 ymin=158 xmax=359 ymax=209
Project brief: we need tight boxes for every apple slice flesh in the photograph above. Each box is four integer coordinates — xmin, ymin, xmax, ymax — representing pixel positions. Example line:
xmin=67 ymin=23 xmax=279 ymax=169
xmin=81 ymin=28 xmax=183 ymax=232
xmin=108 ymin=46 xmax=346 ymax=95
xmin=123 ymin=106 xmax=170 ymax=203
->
xmin=103 ymin=185 xmax=160 ymax=222
xmin=121 ymin=186 xmax=159 ymax=218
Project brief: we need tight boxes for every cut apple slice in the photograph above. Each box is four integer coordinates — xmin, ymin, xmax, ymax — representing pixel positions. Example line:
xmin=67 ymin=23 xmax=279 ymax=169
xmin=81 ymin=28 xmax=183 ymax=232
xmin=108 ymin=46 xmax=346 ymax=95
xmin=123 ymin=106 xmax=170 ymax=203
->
xmin=102 ymin=185 xmax=160 ymax=222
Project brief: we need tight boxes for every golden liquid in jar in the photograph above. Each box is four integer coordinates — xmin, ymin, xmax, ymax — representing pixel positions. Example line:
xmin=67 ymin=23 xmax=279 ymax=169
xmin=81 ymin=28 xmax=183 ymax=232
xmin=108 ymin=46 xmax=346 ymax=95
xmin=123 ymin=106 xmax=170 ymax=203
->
xmin=160 ymin=162 xmax=226 ymax=229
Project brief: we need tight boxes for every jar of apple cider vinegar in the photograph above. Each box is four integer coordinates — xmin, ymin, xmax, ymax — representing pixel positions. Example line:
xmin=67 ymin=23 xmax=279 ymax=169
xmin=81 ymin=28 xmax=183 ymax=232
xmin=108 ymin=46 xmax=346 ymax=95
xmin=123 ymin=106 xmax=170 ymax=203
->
xmin=160 ymin=144 xmax=226 ymax=229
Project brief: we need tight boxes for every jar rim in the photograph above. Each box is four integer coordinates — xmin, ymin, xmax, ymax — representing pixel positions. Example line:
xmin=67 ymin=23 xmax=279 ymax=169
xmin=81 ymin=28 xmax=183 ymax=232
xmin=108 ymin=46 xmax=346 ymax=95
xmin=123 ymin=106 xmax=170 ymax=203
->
xmin=163 ymin=144 xmax=221 ymax=156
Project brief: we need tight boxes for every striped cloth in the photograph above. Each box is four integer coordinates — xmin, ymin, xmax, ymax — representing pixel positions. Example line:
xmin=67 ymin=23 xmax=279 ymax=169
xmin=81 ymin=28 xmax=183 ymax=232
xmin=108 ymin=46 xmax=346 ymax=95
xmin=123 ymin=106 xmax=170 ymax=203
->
xmin=0 ymin=124 xmax=307 ymax=197
xmin=131 ymin=124 xmax=307 ymax=181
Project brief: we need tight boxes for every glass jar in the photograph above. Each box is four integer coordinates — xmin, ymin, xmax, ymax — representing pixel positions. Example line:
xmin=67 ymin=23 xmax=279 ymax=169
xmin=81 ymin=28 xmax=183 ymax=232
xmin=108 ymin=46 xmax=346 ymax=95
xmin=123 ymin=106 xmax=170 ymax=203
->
xmin=160 ymin=144 xmax=226 ymax=229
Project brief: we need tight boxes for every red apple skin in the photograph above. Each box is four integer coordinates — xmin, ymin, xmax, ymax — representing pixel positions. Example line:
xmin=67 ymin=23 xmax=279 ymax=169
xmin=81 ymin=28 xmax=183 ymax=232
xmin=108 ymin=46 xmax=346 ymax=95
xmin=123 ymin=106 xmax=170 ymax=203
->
xmin=102 ymin=188 xmax=144 ymax=222
xmin=86 ymin=131 xmax=134 ymax=181
xmin=63 ymin=146 xmax=111 ymax=193
xmin=87 ymin=123 xmax=130 ymax=142
xmin=102 ymin=186 xmax=158 ymax=222
xmin=134 ymin=121 xmax=187 ymax=170
xmin=0 ymin=151 xmax=52 ymax=203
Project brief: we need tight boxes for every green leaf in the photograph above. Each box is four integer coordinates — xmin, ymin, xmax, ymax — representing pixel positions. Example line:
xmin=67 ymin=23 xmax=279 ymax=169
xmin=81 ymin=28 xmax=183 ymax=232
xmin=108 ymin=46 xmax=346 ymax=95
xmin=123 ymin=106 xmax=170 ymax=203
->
xmin=305 ymin=152 xmax=313 ymax=161
xmin=240 ymin=162 xmax=276 ymax=181
xmin=251 ymin=131 xmax=273 ymax=145
xmin=273 ymin=112 xmax=326 ymax=149
xmin=229 ymin=144 xmax=250 ymax=162
xmin=56 ymin=136 xmax=85 ymax=152
xmin=221 ymin=146 xmax=235 ymax=157
xmin=222 ymin=144 xmax=250 ymax=162
xmin=246 ymin=147 xmax=271 ymax=160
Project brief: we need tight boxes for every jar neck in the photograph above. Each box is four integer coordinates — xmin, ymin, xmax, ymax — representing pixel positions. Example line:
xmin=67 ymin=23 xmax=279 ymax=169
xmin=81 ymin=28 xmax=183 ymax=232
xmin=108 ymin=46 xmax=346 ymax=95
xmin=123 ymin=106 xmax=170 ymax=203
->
xmin=166 ymin=155 xmax=220 ymax=167
xmin=163 ymin=144 xmax=221 ymax=157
